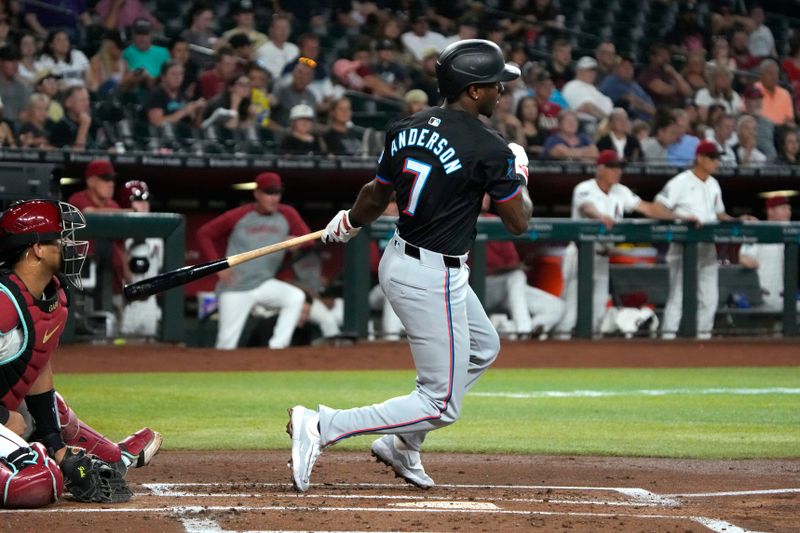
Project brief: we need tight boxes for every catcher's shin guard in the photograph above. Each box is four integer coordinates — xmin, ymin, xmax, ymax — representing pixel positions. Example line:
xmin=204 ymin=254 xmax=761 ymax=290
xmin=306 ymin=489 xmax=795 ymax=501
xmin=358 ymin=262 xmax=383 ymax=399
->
xmin=55 ymin=393 xmax=122 ymax=464
xmin=0 ymin=443 xmax=64 ymax=508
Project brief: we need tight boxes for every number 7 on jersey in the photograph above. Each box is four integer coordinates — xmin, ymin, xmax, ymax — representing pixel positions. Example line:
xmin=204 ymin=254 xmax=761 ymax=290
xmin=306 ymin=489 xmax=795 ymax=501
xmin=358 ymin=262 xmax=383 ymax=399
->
xmin=402 ymin=157 xmax=433 ymax=216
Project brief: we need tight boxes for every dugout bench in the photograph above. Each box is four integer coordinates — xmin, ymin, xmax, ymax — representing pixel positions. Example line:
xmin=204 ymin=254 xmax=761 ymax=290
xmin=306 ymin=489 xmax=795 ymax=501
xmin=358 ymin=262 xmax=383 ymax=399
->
xmin=345 ymin=218 xmax=800 ymax=339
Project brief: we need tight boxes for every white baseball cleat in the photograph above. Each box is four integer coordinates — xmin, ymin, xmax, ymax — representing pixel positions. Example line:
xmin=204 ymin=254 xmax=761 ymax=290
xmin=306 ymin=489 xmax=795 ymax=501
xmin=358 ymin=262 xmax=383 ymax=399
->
xmin=371 ymin=435 xmax=434 ymax=489
xmin=286 ymin=406 xmax=322 ymax=492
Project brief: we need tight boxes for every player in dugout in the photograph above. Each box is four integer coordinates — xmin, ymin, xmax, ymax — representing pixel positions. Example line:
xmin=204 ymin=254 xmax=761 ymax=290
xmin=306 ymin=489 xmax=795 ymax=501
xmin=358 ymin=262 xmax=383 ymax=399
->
xmin=0 ymin=199 xmax=162 ymax=507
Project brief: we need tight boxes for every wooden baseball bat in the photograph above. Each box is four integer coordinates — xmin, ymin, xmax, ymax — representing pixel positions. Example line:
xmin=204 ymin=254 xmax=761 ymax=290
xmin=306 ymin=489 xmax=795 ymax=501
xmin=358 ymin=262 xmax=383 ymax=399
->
xmin=123 ymin=229 xmax=325 ymax=302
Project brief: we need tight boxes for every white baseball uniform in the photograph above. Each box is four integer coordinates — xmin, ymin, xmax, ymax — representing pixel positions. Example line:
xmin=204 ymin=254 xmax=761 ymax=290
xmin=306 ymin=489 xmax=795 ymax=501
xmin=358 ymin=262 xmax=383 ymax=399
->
xmin=554 ymin=178 xmax=642 ymax=336
xmin=655 ymin=169 xmax=726 ymax=338
xmin=739 ymin=242 xmax=793 ymax=311
xmin=120 ymin=238 xmax=163 ymax=336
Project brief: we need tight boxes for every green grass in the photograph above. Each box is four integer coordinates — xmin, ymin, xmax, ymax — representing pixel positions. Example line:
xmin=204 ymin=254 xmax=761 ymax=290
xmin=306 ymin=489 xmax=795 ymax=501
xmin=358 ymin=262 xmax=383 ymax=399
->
xmin=56 ymin=367 xmax=800 ymax=459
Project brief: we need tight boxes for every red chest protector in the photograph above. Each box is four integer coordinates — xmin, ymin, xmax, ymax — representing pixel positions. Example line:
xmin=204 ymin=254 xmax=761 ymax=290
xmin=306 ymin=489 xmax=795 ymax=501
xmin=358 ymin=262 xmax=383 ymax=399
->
xmin=0 ymin=272 xmax=69 ymax=410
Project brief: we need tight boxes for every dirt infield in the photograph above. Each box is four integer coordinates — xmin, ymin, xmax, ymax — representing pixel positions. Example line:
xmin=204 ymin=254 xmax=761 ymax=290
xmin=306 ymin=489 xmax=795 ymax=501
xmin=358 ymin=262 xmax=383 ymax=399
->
xmin=3 ymin=339 xmax=796 ymax=532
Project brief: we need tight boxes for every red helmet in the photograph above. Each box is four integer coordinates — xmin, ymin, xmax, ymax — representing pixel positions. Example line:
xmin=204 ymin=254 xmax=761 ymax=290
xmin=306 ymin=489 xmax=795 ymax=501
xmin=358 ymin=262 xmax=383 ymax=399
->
xmin=117 ymin=180 xmax=150 ymax=209
xmin=0 ymin=200 xmax=88 ymax=289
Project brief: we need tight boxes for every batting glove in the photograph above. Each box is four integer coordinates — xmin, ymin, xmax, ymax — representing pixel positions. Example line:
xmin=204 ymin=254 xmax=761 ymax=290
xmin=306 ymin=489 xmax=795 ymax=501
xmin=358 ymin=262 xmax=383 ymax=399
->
xmin=322 ymin=209 xmax=361 ymax=243
xmin=508 ymin=142 xmax=529 ymax=185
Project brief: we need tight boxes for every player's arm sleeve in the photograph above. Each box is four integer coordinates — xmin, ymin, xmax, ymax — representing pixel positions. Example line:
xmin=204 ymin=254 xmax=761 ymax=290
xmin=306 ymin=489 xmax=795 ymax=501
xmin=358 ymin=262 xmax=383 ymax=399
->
xmin=623 ymin=186 xmax=642 ymax=213
xmin=714 ymin=184 xmax=726 ymax=215
xmin=654 ymin=179 xmax=677 ymax=210
xmin=482 ymin=144 xmax=523 ymax=203
xmin=196 ymin=206 xmax=250 ymax=261
xmin=374 ymin=130 xmax=394 ymax=185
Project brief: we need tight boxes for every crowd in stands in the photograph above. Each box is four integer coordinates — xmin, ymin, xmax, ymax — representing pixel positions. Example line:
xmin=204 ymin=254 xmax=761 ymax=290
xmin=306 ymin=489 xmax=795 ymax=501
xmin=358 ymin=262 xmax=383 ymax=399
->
xmin=0 ymin=0 xmax=797 ymax=165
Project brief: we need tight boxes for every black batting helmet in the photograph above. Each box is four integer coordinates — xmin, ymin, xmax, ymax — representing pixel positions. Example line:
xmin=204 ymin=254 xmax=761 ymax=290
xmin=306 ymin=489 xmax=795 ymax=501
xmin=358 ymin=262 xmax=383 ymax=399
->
xmin=436 ymin=39 xmax=521 ymax=99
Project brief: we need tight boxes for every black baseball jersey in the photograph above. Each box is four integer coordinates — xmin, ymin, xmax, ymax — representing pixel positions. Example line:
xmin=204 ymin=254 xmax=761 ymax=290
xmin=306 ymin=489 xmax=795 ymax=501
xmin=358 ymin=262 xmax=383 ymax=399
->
xmin=376 ymin=107 xmax=523 ymax=255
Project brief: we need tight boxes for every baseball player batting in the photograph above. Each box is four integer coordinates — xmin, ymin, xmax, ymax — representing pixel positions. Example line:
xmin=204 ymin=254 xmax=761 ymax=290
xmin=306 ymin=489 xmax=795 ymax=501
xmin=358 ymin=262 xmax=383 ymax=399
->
xmin=287 ymin=39 xmax=533 ymax=492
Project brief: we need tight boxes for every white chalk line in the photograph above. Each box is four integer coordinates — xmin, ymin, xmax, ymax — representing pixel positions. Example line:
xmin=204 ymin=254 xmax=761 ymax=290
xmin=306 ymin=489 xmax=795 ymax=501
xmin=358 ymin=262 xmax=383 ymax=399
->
xmin=472 ymin=387 xmax=800 ymax=399
xmin=668 ymin=488 xmax=800 ymax=498
xmin=180 ymin=520 xmax=436 ymax=533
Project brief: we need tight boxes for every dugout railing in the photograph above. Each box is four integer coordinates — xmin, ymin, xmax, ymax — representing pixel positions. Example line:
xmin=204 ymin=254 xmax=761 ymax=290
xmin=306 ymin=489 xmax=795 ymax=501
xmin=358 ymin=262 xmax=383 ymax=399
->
xmin=345 ymin=218 xmax=800 ymax=339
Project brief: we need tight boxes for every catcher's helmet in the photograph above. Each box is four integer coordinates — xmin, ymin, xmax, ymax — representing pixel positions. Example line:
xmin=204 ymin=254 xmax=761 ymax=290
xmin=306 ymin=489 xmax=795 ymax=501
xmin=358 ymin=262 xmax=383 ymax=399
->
xmin=436 ymin=39 xmax=521 ymax=99
xmin=117 ymin=180 xmax=150 ymax=209
xmin=0 ymin=200 xmax=88 ymax=289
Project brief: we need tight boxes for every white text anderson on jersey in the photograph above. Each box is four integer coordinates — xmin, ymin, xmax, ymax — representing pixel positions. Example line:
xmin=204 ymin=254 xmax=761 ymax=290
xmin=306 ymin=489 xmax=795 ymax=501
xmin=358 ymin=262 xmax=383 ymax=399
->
xmin=390 ymin=128 xmax=463 ymax=174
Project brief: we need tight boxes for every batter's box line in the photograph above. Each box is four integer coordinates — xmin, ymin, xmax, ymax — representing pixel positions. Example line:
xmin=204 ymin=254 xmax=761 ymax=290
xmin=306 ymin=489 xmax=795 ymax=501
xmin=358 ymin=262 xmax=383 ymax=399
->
xmin=140 ymin=482 xmax=680 ymax=507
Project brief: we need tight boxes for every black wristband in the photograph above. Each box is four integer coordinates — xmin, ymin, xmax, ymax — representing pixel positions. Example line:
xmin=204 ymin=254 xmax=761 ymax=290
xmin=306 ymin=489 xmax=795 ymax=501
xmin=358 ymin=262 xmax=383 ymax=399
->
xmin=25 ymin=390 xmax=65 ymax=453
xmin=0 ymin=404 xmax=8 ymax=425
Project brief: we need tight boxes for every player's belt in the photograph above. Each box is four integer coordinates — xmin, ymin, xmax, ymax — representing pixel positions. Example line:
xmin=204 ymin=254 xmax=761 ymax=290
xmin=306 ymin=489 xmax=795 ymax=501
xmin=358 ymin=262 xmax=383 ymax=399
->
xmin=404 ymin=243 xmax=461 ymax=269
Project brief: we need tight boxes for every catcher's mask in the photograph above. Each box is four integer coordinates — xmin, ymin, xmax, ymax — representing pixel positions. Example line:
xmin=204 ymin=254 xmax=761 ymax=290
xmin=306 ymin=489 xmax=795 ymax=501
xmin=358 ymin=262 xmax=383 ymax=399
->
xmin=0 ymin=200 xmax=89 ymax=289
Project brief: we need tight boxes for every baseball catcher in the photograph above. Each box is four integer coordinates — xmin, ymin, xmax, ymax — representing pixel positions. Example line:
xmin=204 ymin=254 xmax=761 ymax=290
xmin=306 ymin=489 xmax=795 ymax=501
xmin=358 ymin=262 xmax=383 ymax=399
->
xmin=0 ymin=199 xmax=160 ymax=507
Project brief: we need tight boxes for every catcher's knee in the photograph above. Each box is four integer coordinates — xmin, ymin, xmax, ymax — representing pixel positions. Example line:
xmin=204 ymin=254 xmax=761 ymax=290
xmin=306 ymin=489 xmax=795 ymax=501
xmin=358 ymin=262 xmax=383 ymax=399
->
xmin=0 ymin=443 xmax=64 ymax=509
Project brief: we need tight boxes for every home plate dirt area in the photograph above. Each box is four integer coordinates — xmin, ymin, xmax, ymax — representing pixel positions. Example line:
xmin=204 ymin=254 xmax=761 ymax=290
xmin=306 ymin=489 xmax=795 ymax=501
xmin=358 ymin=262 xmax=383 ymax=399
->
xmin=3 ymin=339 xmax=795 ymax=532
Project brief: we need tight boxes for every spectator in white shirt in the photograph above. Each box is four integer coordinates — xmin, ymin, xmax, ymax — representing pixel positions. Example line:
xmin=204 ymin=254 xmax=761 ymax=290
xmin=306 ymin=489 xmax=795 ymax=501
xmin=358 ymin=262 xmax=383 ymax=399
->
xmin=747 ymin=7 xmax=776 ymax=58
xmin=708 ymin=113 xmax=737 ymax=165
xmin=731 ymin=114 xmax=768 ymax=166
xmin=694 ymin=65 xmax=743 ymax=123
xmin=562 ymin=56 xmax=613 ymax=123
xmin=35 ymin=30 xmax=92 ymax=90
xmin=401 ymin=14 xmax=447 ymax=62
xmin=255 ymin=14 xmax=299 ymax=81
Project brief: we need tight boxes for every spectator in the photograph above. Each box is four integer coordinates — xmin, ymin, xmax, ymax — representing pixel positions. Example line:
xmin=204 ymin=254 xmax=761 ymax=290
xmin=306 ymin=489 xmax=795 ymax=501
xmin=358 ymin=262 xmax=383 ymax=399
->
xmin=731 ymin=28 xmax=759 ymax=71
xmin=516 ymin=96 xmax=547 ymax=158
xmin=181 ymin=2 xmax=218 ymax=69
xmin=16 ymin=32 xmax=40 ymax=86
xmin=372 ymin=38 xmax=408 ymax=94
xmin=202 ymin=73 xmax=253 ymax=132
xmin=641 ymin=112 xmax=679 ymax=163
xmin=322 ymin=96 xmax=363 ymax=156
xmin=407 ymin=48 xmax=440 ymax=105
xmin=0 ymin=101 xmax=15 ymax=146
xmin=656 ymin=141 xmax=756 ymax=340
xmin=593 ymin=41 xmax=617 ymax=85
xmin=547 ymin=39 xmax=574 ymax=90
xmin=709 ymin=36 xmax=737 ymax=71
xmin=145 ymin=61 xmax=206 ymax=128
xmin=0 ymin=45 xmax=31 ymax=125
xmin=196 ymin=172 xmax=308 ymax=349
xmin=256 ymin=14 xmax=298 ymax=81
xmin=229 ymin=32 xmax=254 ymax=64
xmin=638 ymin=42 xmax=692 ymax=108
xmin=667 ymin=109 xmax=700 ymax=166
xmin=708 ymin=113 xmax=737 ymax=164
xmin=95 ymin=0 xmax=161 ymax=32
xmin=631 ymin=119 xmax=651 ymax=143
xmin=599 ymin=55 xmax=655 ymax=123
xmin=665 ymin=3 xmax=705 ymax=54
xmin=782 ymin=34 xmax=800 ymax=102
xmin=169 ymin=36 xmax=199 ymax=98
xmin=122 ymin=18 xmax=170 ymax=79
xmin=48 ymin=86 xmax=98 ymax=150
xmin=401 ymin=13 xmax=447 ymax=62
xmin=747 ymin=6 xmax=776 ymax=59
xmin=88 ymin=31 xmax=128 ymax=94
xmin=542 ymin=109 xmax=598 ymax=161
xmin=695 ymin=65 xmax=743 ymax=123
xmin=221 ymin=0 xmax=267 ymax=52
xmin=281 ymin=34 xmax=325 ymax=81
xmin=480 ymin=194 xmax=565 ymax=339
xmin=554 ymin=150 xmax=674 ymax=338
xmin=532 ymin=69 xmax=567 ymax=132
xmin=562 ymin=56 xmax=613 ymax=124
xmin=680 ymin=50 xmax=707 ymax=93
xmin=272 ymin=59 xmax=317 ymax=127
xmin=775 ymin=129 xmax=800 ymax=165
xmin=596 ymin=107 xmax=642 ymax=162
xmin=34 ymin=72 xmax=63 ymax=122
xmin=23 ymin=0 xmax=90 ymax=42
xmin=35 ymin=30 xmax=91 ymax=90
xmin=280 ymin=103 xmax=322 ymax=155
xmin=754 ymin=59 xmax=795 ymax=127
xmin=335 ymin=55 xmax=403 ymax=101
xmin=443 ymin=15 xmax=479 ymax=47
xmin=732 ymin=114 xmax=767 ymax=166
xmin=402 ymin=88 xmax=428 ymax=116
xmin=246 ymin=62 xmax=275 ymax=129
xmin=17 ymin=93 xmax=52 ymax=149
xmin=739 ymin=193 xmax=797 ymax=311
xmin=490 ymin=91 xmax=525 ymax=147
xmin=196 ymin=46 xmax=238 ymax=101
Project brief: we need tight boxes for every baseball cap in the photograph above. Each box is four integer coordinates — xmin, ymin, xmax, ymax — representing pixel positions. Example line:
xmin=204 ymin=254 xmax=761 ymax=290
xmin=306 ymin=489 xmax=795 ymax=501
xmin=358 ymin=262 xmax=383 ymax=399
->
xmin=695 ymin=140 xmax=721 ymax=159
xmin=759 ymin=190 xmax=797 ymax=208
xmin=255 ymin=172 xmax=282 ymax=192
xmin=376 ymin=39 xmax=396 ymax=52
xmin=576 ymin=56 xmax=598 ymax=70
xmin=231 ymin=0 xmax=254 ymax=15
xmin=132 ymin=18 xmax=153 ymax=35
xmin=85 ymin=160 xmax=116 ymax=180
xmin=289 ymin=103 xmax=315 ymax=121
xmin=597 ymin=150 xmax=623 ymax=167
